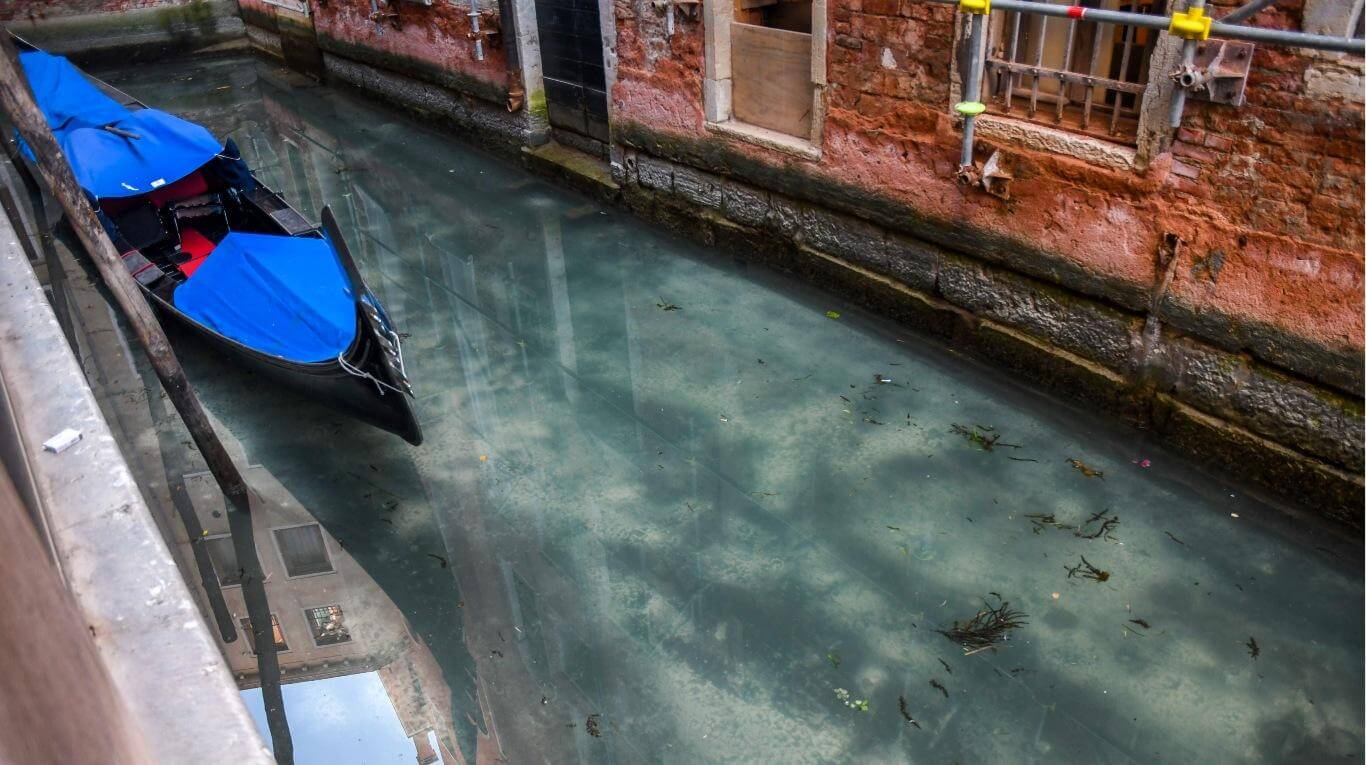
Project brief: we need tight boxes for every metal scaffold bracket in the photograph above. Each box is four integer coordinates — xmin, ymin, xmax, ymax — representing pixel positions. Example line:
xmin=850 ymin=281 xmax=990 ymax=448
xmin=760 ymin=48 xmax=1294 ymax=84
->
xmin=1169 ymin=6 xmax=1212 ymax=39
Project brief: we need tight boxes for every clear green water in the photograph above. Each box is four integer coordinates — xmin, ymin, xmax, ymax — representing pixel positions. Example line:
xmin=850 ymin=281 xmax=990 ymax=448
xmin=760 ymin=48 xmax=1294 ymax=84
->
xmin=97 ymin=56 xmax=1361 ymax=764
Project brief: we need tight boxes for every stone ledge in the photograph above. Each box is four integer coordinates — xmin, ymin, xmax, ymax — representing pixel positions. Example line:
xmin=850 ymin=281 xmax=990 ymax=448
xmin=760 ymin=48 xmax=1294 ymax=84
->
xmin=321 ymin=53 xmax=531 ymax=155
xmin=613 ymin=120 xmax=1364 ymax=397
xmin=611 ymin=147 xmax=1364 ymax=528
xmin=1154 ymin=396 xmax=1364 ymax=529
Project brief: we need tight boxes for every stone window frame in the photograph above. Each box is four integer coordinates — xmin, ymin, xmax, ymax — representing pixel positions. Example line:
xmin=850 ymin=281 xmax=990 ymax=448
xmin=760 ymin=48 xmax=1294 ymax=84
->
xmin=1303 ymin=0 xmax=1364 ymax=39
xmin=701 ymin=0 xmax=829 ymax=159
xmin=949 ymin=2 xmax=1183 ymax=171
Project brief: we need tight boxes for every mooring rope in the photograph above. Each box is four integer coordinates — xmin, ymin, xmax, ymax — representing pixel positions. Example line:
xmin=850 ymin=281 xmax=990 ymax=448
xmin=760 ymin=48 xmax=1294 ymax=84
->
xmin=336 ymin=351 xmax=405 ymax=397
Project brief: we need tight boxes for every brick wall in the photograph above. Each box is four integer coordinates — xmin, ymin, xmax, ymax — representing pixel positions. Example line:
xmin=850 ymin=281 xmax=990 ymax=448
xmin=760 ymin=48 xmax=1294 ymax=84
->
xmin=309 ymin=0 xmax=511 ymax=105
xmin=611 ymin=0 xmax=1364 ymax=398
xmin=606 ymin=0 xmax=1363 ymax=519
xmin=0 ymin=0 xmax=189 ymax=21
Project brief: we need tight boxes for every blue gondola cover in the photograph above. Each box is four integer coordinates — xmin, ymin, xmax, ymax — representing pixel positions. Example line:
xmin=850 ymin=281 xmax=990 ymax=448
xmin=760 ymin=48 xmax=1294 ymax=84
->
xmin=57 ymin=109 xmax=224 ymax=199
xmin=18 ymin=51 xmax=130 ymax=132
xmin=174 ymin=233 xmax=359 ymax=363
xmin=19 ymin=51 xmax=223 ymax=200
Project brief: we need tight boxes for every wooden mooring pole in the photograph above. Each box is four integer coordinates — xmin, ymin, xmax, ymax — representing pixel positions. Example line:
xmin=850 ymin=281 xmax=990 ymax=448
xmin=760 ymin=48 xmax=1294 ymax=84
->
xmin=0 ymin=34 xmax=294 ymax=764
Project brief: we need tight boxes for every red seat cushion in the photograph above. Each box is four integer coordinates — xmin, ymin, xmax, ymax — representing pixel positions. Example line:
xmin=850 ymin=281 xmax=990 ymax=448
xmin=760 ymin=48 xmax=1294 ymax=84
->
xmin=178 ymin=227 xmax=216 ymax=278
xmin=146 ymin=171 xmax=209 ymax=207
xmin=101 ymin=171 xmax=210 ymax=217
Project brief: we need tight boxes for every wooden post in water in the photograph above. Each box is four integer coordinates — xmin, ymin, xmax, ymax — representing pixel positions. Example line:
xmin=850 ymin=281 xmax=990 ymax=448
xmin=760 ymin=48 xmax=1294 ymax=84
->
xmin=0 ymin=34 xmax=294 ymax=764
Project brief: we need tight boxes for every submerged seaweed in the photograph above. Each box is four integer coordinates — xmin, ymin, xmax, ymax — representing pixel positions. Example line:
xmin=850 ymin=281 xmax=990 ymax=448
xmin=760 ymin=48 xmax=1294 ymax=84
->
xmin=1065 ymin=555 xmax=1111 ymax=583
xmin=936 ymin=596 xmax=1028 ymax=654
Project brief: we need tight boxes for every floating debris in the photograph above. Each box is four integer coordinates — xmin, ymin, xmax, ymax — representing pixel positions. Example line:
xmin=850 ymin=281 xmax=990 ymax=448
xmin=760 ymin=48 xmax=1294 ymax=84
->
xmin=826 ymin=652 xmax=842 ymax=668
xmin=1065 ymin=555 xmax=1110 ymax=583
xmin=1025 ymin=513 xmax=1073 ymax=534
xmin=1129 ymin=618 xmax=1151 ymax=629
xmin=834 ymin=688 xmax=869 ymax=712
xmin=1132 ymin=458 xmax=1151 ymax=468
xmin=489 ymin=649 xmax=504 ymax=658
xmin=897 ymin=696 xmax=922 ymax=728
xmin=938 ymin=658 xmax=953 ymax=674
xmin=929 ymin=679 xmax=949 ymax=698
xmin=825 ymin=310 xmax=841 ymax=319
xmin=1008 ymin=456 xmax=1039 ymax=462
xmin=586 ymin=713 xmax=603 ymax=737
xmin=1165 ymin=530 xmax=1186 ymax=546
xmin=886 ymin=525 xmax=902 ymax=531
xmin=426 ymin=553 xmax=448 ymax=568
xmin=1246 ymin=636 xmax=1260 ymax=659
xmin=655 ymin=298 xmax=681 ymax=311
xmin=1074 ymin=509 xmax=1121 ymax=541
xmin=936 ymin=596 xmax=1028 ymax=654
xmin=874 ymin=373 xmax=893 ymax=384
xmin=951 ymin=423 xmax=1020 ymax=451
xmin=1067 ymin=458 xmax=1105 ymax=478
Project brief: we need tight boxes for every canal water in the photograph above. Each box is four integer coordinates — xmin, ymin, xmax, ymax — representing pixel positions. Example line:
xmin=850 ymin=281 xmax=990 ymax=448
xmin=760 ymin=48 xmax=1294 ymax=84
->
xmin=91 ymin=55 xmax=1361 ymax=763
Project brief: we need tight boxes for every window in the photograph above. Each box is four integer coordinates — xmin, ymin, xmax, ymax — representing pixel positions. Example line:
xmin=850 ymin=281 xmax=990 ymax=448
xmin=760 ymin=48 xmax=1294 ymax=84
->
xmin=240 ymin=615 xmax=288 ymax=653
xmin=702 ymin=0 xmax=827 ymax=153
xmin=305 ymin=605 xmax=352 ymax=646
xmin=730 ymin=0 xmax=816 ymax=140
xmin=202 ymin=535 xmax=242 ymax=587
xmin=273 ymin=524 xmax=333 ymax=578
xmin=984 ymin=0 xmax=1163 ymax=143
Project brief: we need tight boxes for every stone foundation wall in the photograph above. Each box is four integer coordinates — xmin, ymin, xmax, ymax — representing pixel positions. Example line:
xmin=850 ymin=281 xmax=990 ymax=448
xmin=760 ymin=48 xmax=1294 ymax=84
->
xmin=2 ymin=0 xmax=245 ymax=64
xmin=310 ymin=0 xmax=511 ymax=107
xmin=602 ymin=131 xmax=1363 ymax=524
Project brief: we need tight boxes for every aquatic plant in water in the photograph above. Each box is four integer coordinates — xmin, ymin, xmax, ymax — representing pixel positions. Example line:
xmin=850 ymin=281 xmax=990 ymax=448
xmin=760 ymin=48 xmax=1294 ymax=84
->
xmin=1065 ymin=555 xmax=1111 ymax=583
xmin=834 ymin=688 xmax=869 ymax=712
xmin=936 ymin=596 xmax=1028 ymax=655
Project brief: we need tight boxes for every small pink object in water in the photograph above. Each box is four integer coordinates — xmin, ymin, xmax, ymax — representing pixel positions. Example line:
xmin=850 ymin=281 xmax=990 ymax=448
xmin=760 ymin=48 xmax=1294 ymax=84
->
xmin=1132 ymin=458 xmax=1151 ymax=468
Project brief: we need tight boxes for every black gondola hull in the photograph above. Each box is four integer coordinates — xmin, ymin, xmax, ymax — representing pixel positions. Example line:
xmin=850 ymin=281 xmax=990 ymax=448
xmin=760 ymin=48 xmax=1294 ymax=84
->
xmin=152 ymin=294 xmax=424 ymax=445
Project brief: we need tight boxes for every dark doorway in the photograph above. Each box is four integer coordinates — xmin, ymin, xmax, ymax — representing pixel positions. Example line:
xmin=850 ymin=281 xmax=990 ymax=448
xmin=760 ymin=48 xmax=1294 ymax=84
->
xmin=534 ymin=0 xmax=610 ymax=155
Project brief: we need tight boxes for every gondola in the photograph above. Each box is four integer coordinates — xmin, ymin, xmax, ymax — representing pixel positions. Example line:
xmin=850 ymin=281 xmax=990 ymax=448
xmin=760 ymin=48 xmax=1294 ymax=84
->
xmin=14 ymin=46 xmax=423 ymax=445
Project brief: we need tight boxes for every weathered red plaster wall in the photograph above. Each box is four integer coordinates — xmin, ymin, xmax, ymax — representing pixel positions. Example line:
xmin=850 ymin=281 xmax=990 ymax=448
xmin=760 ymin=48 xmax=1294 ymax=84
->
xmin=611 ymin=0 xmax=1365 ymax=366
xmin=0 ymin=0 xmax=191 ymax=20
xmin=309 ymin=0 xmax=509 ymax=96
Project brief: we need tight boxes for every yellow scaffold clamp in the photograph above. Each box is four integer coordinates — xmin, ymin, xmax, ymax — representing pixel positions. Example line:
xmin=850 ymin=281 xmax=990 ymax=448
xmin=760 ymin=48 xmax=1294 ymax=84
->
xmin=1169 ymin=5 xmax=1212 ymax=40
xmin=954 ymin=101 xmax=987 ymax=116
xmin=959 ymin=0 xmax=990 ymax=14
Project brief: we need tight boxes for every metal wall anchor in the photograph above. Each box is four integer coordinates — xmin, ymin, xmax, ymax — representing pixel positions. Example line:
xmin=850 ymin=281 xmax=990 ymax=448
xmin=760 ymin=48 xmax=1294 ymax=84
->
xmin=1172 ymin=40 xmax=1254 ymax=107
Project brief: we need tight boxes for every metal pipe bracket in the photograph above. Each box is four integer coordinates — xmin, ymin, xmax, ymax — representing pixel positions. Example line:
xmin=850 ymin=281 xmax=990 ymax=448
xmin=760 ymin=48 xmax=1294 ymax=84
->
xmin=959 ymin=0 xmax=990 ymax=13
xmin=1174 ymin=39 xmax=1254 ymax=105
xmin=1169 ymin=6 xmax=1212 ymax=39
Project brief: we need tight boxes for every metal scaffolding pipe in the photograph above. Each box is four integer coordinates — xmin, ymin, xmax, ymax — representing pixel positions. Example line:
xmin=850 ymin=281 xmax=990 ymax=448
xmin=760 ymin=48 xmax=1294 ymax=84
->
xmin=922 ymin=0 xmax=1366 ymax=53
xmin=1168 ymin=0 xmax=1205 ymax=128
xmin=959 ymin=12 xmax=987 ymax=169
xmin=1220 ymin=0 xmax=1278 ymax=24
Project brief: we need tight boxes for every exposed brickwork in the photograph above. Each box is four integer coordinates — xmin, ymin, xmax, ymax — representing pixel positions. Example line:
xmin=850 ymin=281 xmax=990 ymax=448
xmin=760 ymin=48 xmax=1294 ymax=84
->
xmin=608 ymin=145 xmax=1364 ymax=522
xmin=0 ymin=0 xmax=190 ymax=20
xmin=310 ymin=0 xmax=509 ymax=103
xmin=610 ymin=0 xmax=1364 ymax=400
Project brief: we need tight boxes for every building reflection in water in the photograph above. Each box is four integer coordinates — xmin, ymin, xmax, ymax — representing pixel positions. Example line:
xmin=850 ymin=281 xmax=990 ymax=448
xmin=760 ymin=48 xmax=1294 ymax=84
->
xmin=180 ymin=467 xmax=469 ymax=764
